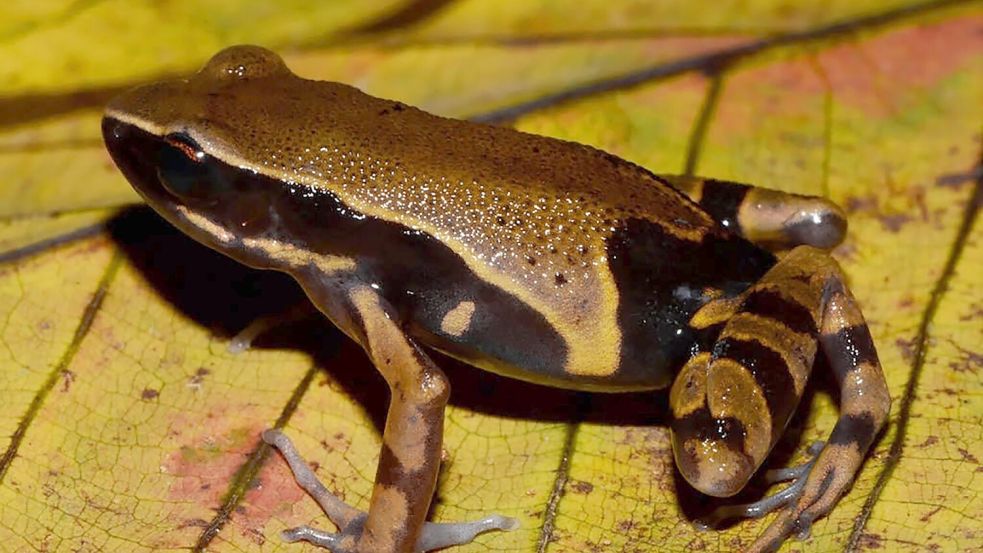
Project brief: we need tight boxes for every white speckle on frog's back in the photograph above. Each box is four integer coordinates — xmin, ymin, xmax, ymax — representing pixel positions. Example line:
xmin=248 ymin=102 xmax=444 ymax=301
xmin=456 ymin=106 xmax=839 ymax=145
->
xmin=189 ymin=74 xmax=711 ymax=378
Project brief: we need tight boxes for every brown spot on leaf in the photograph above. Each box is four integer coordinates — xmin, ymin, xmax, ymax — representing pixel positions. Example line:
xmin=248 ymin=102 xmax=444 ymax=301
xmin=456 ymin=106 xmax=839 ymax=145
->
xmin=920 ymin=505 xmax=944 ymax=522
xmin=958 ymin=448 xmax=979 ymax=464
xmin=948 ymin=346 xmax=982 ymax=374
xmin=243 ymin=527 xmax=266 ymax=545
xmin=568 ymin=479 xmax=594 ymax=494
xmin=858 ymin=532 xmax=883 ymax=549
xmin=878 ymin=213 xmax=912 ymax=232
xmin=895 ymin=337 xmax=916 ymax=363
xmin=177 ymin=518 xmax=209 ymax=529
xmin=844 ymin=195 xmax=878 ymax=213
xmin=189 ymin=368 xmax=210 ymax=387
xmin=61 ymin=370 xmax=75 ymax=392
xmin=141 ymin=388 xmax=159 ymax=400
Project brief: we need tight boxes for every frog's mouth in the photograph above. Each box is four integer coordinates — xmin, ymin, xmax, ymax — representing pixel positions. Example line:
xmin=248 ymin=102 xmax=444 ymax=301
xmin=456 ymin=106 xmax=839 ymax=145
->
xmin=102 ymin=115 xmax=238 ymax=249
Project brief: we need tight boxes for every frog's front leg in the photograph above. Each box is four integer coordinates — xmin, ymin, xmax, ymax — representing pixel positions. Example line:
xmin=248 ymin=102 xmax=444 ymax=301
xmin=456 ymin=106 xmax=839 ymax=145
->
xmin=672 ymin=246 xmax=890 ymax=552
xmin=269 ymin=279 xmax=516 ymax=552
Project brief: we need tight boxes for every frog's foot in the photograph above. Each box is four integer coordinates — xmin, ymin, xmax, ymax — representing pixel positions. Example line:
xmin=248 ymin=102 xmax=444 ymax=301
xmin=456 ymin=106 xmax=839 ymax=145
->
xmin=697 ymin=441 xmax=824 ymax=529
xmin=281 ymin=517 xmax=518 ymax=552
xmin=263 ymin=429 xmax=518 ymax=552
xmin=227 ymin=302 xmax=316 ymax=353
xmin=746 ymin=432 xmax=882 ymax=553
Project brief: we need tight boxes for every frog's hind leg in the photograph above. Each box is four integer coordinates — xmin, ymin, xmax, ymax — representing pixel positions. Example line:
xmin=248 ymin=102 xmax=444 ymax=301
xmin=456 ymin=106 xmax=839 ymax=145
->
xmin=265 ymin=283 xmax=516 ymax=552
xmin=659 ymin=175 xmax=847 ymax=250
xmin=671 ymin=246 xmax=890 ymax=552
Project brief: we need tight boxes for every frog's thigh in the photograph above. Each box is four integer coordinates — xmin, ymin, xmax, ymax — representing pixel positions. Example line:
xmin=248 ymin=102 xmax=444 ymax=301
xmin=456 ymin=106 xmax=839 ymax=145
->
xmin=659 ymin=175 xmax=847 ymax=250
xmin=672 ymin=247 xmax=824 ymax=497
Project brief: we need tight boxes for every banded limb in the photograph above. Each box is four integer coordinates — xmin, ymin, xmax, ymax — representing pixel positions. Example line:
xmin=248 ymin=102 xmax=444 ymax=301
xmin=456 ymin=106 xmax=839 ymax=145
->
xmin=660 ymin=175 xmax=848 ymax=251
xmin=671 ymin=246 xmax=890 ymax=552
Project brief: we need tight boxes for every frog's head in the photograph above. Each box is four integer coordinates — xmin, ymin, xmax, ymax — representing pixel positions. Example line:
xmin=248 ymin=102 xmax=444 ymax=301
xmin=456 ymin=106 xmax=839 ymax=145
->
xmin=102 ymin=45 xmax=333 ymax=269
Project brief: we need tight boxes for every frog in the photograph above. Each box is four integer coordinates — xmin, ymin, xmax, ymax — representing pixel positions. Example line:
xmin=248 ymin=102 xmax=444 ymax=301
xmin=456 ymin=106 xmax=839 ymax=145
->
xmin=102 ymin=45 xmax=891 ymax=553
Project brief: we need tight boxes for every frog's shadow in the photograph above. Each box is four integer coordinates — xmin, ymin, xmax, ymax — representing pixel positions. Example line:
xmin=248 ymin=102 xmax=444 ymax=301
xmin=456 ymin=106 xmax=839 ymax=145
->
xmin=109 ymin=207 xmax=662 ymax=429
xmin=110 ymin=206 xmax=838 ymax=523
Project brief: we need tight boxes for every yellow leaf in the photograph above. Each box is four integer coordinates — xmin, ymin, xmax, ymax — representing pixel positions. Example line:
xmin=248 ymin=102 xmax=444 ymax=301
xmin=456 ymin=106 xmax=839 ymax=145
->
xmin=1 ymin=2 xmax=980 ymax=552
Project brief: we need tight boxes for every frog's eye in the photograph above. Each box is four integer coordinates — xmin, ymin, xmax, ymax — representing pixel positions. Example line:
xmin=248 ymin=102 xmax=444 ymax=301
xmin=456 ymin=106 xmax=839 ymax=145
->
xmin=164 ymin=133 xmax=205 ymax=163
xmin=157 ymin=133 xmax=223 ymax=203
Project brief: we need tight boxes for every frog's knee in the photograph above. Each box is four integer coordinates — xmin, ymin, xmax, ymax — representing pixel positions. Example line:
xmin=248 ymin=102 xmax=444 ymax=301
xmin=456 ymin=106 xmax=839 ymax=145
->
xmin=741 ymin=191 xmax=848 ymax=250
xmin=670 ymin=353 xmax=770 ymax=497
xmin=780 ymin=198 xmax=847 ymax=250
xmin=671 ymin=408 xmax=758 ymax=497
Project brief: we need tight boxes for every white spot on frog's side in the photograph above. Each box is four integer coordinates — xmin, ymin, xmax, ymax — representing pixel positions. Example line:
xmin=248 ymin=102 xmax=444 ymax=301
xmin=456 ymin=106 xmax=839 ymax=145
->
xmin=440 ymin=301 xmax=476 ymax=337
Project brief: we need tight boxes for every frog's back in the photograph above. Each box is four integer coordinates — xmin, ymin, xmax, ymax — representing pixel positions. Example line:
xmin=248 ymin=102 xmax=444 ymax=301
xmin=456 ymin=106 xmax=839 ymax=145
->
xmin=185 ymin=74 xmax=776 ymax=389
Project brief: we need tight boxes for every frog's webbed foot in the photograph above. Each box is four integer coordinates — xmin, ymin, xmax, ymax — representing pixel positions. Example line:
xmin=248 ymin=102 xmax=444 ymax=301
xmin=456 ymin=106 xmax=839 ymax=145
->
xmin=262 ymin=429 xmax=364 ymax=549
xmin=697 ymin=441 xmax=824 ymax=529
xmin=264 ymin=429 xmax=518 ymax=552
xmin=746 ymin=427 xmax=885 ymax=553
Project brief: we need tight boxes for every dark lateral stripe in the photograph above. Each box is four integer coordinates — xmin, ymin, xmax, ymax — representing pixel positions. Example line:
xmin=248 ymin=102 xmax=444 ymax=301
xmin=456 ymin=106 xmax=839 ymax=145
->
xmin=672 ymin=406 xmax=749 ymax=456
xmin=699 ymin=179 xmax=750 ymax=233
xmin=828 ymin=413 xmax=877 ymax=449
xmin=713 ymin=337 xmax=797 ymax=440
xmin=741 ymin=288 xmax=818 ymax=336
xmin=822 ymin=323 xmax=880 ymax=379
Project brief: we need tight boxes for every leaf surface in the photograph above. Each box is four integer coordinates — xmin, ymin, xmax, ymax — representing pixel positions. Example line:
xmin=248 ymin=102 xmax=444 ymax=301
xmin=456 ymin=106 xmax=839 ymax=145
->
xmin=0 ymin=1 xmax=980 ymax=552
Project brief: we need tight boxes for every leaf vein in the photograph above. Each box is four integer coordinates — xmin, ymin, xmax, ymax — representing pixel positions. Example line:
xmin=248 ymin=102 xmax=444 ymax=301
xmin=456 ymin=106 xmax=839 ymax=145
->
xmin=0 ymin=249 xmax=122 ymax=483
xmin=192 ymin=364 xmax=318 ymax=551
xmin=846 ymin=155 xmax=982 ymax=550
